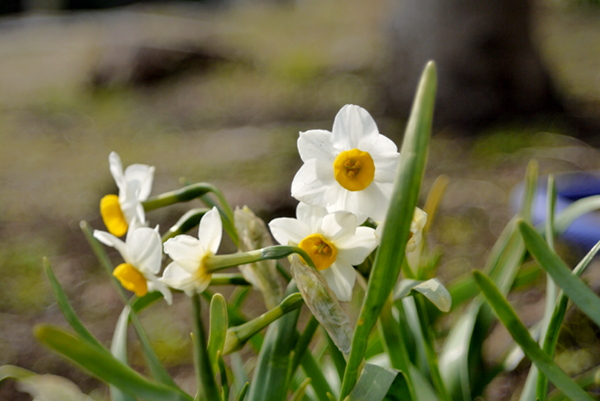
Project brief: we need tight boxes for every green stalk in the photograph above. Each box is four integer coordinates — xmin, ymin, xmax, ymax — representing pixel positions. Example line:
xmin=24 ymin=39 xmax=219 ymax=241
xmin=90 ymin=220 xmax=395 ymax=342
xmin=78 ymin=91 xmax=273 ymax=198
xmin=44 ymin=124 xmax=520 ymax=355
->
xmin=378 ymin=298 xmax=416 ymax=399
xmin=339 ymin=61 xmax=436 ymax=400
xmin=204 ymin=246 xmax=314 ymax=272
xmin=191 ymin=294 xmax=220 ymax=401
xmin=414 ymin=295 xmax=451 ymax=401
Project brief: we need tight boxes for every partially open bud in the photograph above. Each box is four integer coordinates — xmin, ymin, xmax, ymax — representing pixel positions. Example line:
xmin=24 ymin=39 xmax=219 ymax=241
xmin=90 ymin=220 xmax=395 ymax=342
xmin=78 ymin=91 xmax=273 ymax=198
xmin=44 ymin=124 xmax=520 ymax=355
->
xmin=235 ymin=206 xmax=283 ymax=309
xmin=290 ymin=255 xmax=352 ymax=355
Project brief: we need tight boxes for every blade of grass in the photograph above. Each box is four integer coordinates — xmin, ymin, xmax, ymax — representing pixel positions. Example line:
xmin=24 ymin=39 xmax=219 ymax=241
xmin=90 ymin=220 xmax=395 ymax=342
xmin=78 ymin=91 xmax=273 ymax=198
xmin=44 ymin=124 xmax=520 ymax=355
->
xmin=339 ymin=60 xmax=437 ymax=400
xmin=473 ymin=271 xmax=595 ymax=401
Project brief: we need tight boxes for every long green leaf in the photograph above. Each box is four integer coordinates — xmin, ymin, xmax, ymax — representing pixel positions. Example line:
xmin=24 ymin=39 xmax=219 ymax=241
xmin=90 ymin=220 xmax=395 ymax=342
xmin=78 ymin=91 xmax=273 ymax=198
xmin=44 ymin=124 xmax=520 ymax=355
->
xmin=247 ymin=283 xmax=301 ymax=401
xmin=191 ymin=294 xmax=220 ymax=401
xmin=339 ymin=61 xmax=436 ymax=400
xmin=110 ymin=305 xmax=137 ymax=401
xmin=43 ymin=258 xmax=106 ymax=351
xmin=519 ymin=220 xmax=600 ymax=328
xmin=35 ymin=325 xmax=193 ymax=401
xmin=208 ymin=293 xmax=228 ymax=374
xmin=473 ymin=271 xmax=595 ymax=401
xmin=347 ymin=364 xmax=410 ymax=401
xmin=81 ymin=220 xmax=177 ymax=388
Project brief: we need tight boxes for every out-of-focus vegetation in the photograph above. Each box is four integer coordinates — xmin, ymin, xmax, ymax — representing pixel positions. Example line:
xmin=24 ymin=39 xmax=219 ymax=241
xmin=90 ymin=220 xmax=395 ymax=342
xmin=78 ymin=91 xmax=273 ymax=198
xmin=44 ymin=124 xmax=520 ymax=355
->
xmin=1 ymin=0 xmax=600 ymax=400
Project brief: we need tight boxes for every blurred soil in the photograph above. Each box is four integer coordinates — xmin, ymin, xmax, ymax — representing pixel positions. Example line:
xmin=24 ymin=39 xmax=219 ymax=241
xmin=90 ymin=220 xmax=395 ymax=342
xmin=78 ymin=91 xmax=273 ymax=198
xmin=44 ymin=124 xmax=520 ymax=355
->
xmin=1 ymin=1 xmax=600 ymax=400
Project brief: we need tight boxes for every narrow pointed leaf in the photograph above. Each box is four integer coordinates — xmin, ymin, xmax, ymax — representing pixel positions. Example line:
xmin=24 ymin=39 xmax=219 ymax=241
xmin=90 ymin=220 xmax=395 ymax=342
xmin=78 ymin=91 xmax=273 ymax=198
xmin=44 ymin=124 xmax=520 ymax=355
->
xmin=290 ymin=378 xmax=312 ymax=401
xmin=519 ymin=220 xmax=600 ymax=328
xmin=340 ymin=61 xmax=436 ymax=400
xmin=111 ymin=305 xmax=136 ymax=401
xmin=473 ymin=271 xmax=595 ymax=401
xmin=394 ymin=278 xmax=452 ymax=312
xmin=43 ymin=258 xmax=106 ymax=351
xmin=35 ymin=325 xmax=192 ymax=401
xmin=208 ymin=293 xmax=228 ymax=374
xmin=347 ymin=364 xmax=410 ymax=401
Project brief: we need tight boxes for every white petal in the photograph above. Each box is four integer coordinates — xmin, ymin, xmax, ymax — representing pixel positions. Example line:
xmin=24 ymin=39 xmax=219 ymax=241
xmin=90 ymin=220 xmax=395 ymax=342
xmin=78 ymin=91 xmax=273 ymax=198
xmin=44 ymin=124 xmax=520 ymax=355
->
xmin=336 ymin=226 xmax=378 ymax=265
xmin=268 ymin=217 xmax=309 ymax=246
xmin=93 ymin=230 xmax=130 ymax=262
xmin=147 ymin=276 xmax=173 ymax=305
xmin=160 ymin=262 xmax=195 ymax=293
xmin=109 ymin=152 xmax=126 ymax=190
xmin=373 ymin=153 xmax=400 ymax=183
xmin=128 ymin=227 xmax=162 ymax=274
xmin=198 ymin=207 xmax=222 ymax=255
xmin=164 ymin=235 xmax=204 ymax=273
xmin=357 ymin=183 xmax=391 ymax=222
xmin=331 ymin=105 xmax=379 ymax=149
xmin=297 ymin=130 xmax=336 ymax=163
xmin=124 ymin=164 xmax=155 ymax=201
xmin=291 ymin=160 xmax=332 ymax=207
xmin=326 ymin=190 xmax=367 ymax=224
xmin=296 ymin=203 xmax=328 ymax=232
xmin=119 ymin=180 xmax=142 ymax=224
xmin=321 ymin=261 xmax=356 ymax=302
xmin=319 ymin=212 xmax=357 ymax=242
xmin=358 ymin=131 xmax=398 ymax=156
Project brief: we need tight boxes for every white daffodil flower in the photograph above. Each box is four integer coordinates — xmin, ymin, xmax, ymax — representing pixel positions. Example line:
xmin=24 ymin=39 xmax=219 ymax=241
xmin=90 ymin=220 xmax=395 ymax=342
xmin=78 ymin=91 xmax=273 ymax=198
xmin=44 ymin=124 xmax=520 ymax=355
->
xmin=160 ymin=207 xmax=222 ymax=296
xmin=375 ymin=207 xmax=427 ymax=251
xmin=93 ymin=221 xmax=172 ymax=304
xmin=291 ymin=104 xmax=400 ymax=224
xmin=269 ymin=203 xmax=377 ymax=302
xmin=100 ymin=151 xmax=155 ymax=237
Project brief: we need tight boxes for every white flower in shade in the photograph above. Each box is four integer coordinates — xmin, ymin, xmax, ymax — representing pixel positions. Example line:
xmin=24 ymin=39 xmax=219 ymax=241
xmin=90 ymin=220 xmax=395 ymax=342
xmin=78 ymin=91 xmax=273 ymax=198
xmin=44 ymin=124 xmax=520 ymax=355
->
xmin=161 ymin=207 xmax=222 ymax=295
xmin=100 ymin=151 xmax=155 ymax=237
xmin=291 ymin=104 xmax=400 ymax=224
xmin=375 ymin=207 xmax=428 ymax=252
xmin=269 ymin=203 xmax=377 ymax=302
xmin=94 ymin=221 xmax=172 ymax=304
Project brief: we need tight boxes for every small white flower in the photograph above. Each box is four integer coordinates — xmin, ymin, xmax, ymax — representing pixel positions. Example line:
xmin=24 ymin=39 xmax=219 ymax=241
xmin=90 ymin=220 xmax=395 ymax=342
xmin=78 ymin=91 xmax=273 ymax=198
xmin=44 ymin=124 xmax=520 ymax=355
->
xmin=160 ymin=207 xmax=222 ymax=295
xmin=100 ymin=151 xmax=155 ymax=237
xmin=269 ymin=203 xmax=377 ymax=302
xmin=94 ymin=221 xmax=172 ymax=304
xmin=375 ymin=207 xmax=427 ymax=252
xmin=291 ymin=104 xmax=400 ymax=224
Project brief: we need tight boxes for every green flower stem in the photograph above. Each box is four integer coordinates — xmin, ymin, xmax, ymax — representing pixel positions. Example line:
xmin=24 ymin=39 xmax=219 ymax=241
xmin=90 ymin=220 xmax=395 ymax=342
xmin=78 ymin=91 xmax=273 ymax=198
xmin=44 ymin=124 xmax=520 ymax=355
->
xmin=291 ymin=316 xmax=320 ymax=374
xmin=339 ymin=61 xmax=436 ymax=400
xmin=162 ymin=208 xmax=209 ymax=242
xmin=191 ymin=294 xmax=220 ymax=401
xmin=378 ymin=298 xmax=415 ymax=400
xmin=204 ymin=246 xmax=315 ymax=273
xmin=142 ymin=183 xmax=238 ymax=246
xmin=414 ymin=294 xmax=451 ymax=401
xmin=223 ymin=293 xmax=304 ymax=354
xmin=143 ymin=183 xmax=217 ymax=212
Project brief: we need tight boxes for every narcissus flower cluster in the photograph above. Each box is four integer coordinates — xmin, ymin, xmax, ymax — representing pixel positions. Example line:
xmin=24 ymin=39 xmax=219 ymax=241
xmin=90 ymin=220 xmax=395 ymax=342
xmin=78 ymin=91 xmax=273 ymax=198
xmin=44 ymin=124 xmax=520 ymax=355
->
xmin=96 ymin=105 xmax=426 ymax=304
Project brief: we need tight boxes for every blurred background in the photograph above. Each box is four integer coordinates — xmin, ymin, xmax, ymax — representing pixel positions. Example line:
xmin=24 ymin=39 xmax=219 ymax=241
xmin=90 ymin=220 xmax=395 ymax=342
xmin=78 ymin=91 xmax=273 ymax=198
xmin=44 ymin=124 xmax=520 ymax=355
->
xmin=1 ymin=0 xmax=600 ymax=399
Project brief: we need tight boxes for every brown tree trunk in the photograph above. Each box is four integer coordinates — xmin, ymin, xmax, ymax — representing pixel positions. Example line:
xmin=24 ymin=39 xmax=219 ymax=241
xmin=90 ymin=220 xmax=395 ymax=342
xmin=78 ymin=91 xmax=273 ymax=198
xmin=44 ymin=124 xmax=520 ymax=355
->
xmin=383 ymin=0 xmax=563 ymax=129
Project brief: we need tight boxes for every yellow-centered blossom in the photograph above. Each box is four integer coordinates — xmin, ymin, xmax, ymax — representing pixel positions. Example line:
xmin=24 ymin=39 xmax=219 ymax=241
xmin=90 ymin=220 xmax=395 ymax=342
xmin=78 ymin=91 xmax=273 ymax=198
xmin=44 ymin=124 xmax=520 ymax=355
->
xmin=291 ymin=104 xmax=399 ymax=224
xmin=94 ymin=222 xmax=172 ymax=304
xmin=269 ymin=203 xmax=377 ymax=302
xmin=160 ymin=207 xmax=222 ymax=295
xmin=100 ymin=152 xmax=155 ymax=237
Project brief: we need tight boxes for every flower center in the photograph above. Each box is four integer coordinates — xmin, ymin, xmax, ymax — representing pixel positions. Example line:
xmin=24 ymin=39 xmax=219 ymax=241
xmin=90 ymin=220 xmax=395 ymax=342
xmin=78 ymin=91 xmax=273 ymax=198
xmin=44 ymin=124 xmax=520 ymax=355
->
xmin=333 ymin=149 xmax=375 ymax=191
xmin=113 ymin=263 xmax=148 ymax=297
xmin=298 ymin=234 xmax=338 ymax=271
xmin=100 ymin=194 xmax=128 ymax=237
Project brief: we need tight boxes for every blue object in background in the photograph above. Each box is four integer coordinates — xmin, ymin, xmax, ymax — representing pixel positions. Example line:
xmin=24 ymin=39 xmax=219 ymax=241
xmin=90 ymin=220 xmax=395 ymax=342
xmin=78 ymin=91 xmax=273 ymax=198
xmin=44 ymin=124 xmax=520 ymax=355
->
xmin=512 ymin=171 xmax=600 ymax=252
